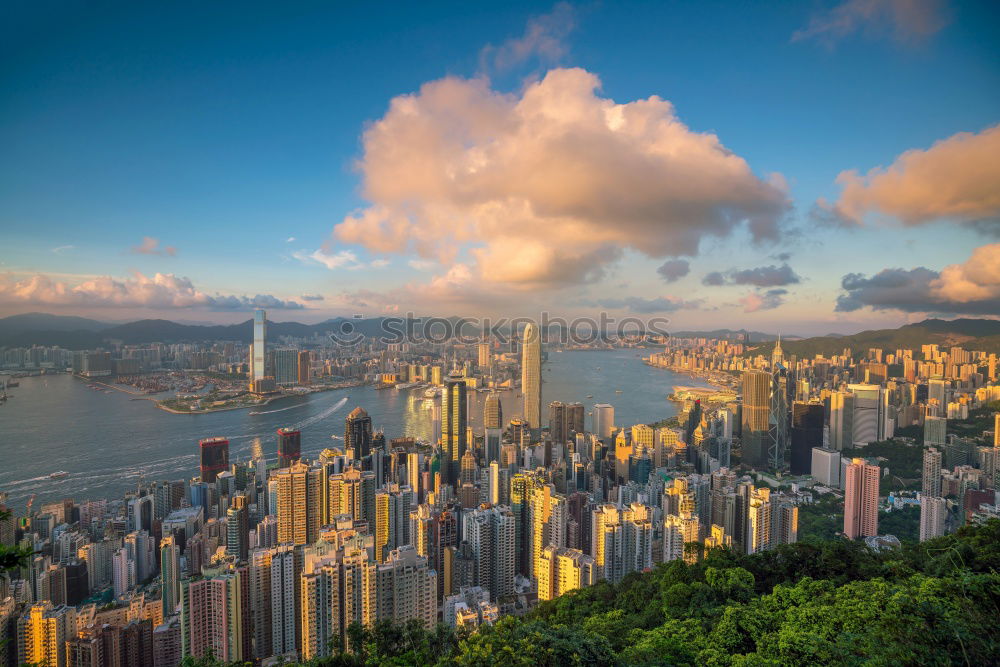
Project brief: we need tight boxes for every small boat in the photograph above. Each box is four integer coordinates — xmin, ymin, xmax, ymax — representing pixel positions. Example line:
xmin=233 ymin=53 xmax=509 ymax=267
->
xmin=615 ymin=389 xmax=623 ymax=393
xmin=330 ymin=435 xmax=343 ymax=440
xmin=49 ymin=471 xmax=69 ymax=480
xmin=586 ymin=394 xmax=593 ymax=398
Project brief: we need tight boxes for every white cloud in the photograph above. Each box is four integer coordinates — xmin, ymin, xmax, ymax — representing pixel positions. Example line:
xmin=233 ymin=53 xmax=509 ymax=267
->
xmin=294 ymin=249 xmax=363 ymax=270
xmin=50 ymin=245 xmax=74 ymax=255
xmin=334 ymin=67 xmax=789 ymax=301
xmin=0 ymin=271 xmax=303 ymax=310
xmin=294 ymin=248 xmax=389 ymax=271
xmin=286 ymin=236 xmax=296 ymax=243
xmin=408 ymin=259 xmax=437 ymax=271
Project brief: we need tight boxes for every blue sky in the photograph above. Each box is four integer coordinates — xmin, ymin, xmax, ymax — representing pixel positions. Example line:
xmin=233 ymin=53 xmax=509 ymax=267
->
xmin=1 ymin=1 xmax=998 ymax=333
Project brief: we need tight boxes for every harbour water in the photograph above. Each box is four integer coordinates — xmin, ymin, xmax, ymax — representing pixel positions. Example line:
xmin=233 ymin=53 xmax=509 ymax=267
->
xmin=0 ymin=349 xmax=711 ymax=509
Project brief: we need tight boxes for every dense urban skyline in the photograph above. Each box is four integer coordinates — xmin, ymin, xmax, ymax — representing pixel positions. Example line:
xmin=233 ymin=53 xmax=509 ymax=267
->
xmin=2 ymin=2 xmax=1000 ymax=666
xmin=2 ymin=1 xmax=999 ymax=334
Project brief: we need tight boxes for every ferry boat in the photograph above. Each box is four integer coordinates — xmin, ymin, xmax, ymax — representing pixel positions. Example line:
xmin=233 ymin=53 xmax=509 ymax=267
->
xmin=49 ymin=471 xmax=69 ymax=480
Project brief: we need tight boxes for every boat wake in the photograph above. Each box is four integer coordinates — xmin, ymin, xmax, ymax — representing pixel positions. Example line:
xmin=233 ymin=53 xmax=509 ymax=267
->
xmin=289 ymin=396 xmax=349 ymax=431
xmin=249 ymin=402 xmax=308 ymax=416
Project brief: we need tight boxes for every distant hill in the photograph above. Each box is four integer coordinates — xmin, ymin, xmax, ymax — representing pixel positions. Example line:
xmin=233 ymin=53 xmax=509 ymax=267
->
xmin=0 ymin=314 xmax=435 ymax=349
xmin=4 ymin=313 xmax=998 ymax=353
xmin=750 ymin=318 xmax=1000 ymax=358
xmin=672 ymin=329 xmax=796 ymax=343
xmin=0 ymin=312 xmax=110 ymax=333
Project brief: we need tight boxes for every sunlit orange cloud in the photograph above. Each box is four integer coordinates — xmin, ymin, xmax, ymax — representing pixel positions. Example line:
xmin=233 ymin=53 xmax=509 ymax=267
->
xmin=820 ymin=123 xmax=1000 ymax=230
xmin=333 ymin=67 xmax=789 ymax=297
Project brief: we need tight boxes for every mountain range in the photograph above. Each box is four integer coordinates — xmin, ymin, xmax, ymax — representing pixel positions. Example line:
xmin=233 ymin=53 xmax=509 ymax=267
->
xmin=0 ymin=312 xmax=998 ymax=353
xmin=750 ymin=318 xmax=1000 ymax=357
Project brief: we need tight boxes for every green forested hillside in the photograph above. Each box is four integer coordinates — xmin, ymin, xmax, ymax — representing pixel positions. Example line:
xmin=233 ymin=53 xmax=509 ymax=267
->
xmin=182 ymin=519 xmax=1000 ymax=667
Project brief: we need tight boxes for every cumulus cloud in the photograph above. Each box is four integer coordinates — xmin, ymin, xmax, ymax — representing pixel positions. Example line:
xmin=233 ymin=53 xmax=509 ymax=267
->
xmin=819 ymin=124 xmax=1000 ymax=231
xmin=792 ymin=0 xmax=949 ymax=46
xmin=656 ymin=259 xmax=690 ymax=283
xmin=596 ymin=295 xmax=701 ymax=314
xmin=130 ymin=236 xmax=177 ymax=257
xmin=0 ymin=271 xmax=303 ymax=310
xmin=836 ymin=243 xmax=1000 ymax=315
xmin=479 ymin=2 xmax=575 ymax=72
xmin=741 ymin=288 xmax=788 ymax=313
xmin=701 ymin=263 xmax=800 ymax=287
xmin=334 ymin=67 xmax=789 ymax=298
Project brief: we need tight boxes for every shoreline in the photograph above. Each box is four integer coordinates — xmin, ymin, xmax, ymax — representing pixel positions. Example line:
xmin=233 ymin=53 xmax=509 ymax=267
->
xmin=73 ymin=375 xmax=152 ymax=397
xmin=643 ymin=360 xmax=733 ymax=392
xmin=155 ymin=381 xmax=365 ymax=415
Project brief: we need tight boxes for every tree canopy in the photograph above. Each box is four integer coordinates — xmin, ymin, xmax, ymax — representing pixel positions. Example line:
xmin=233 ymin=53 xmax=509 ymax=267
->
xmin=181 ymin=519 xmax=1000 ymax=666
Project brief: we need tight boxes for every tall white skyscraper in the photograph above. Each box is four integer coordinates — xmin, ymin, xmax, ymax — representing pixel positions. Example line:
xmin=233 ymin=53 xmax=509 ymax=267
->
xmin=252 ymin=308 xmax=267 ymax=384
xmin=521 ymin=322 xmax=541 ymax=430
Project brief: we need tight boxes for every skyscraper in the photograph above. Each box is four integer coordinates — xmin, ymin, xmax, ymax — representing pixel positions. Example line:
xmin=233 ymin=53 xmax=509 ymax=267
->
xmin=226 ymin=495 xmax=249 ymax=561
xmin=17 ymin=602 xmax=76 ymax=667
xmin=924 ymin=416 xmax=947 ymax=446
xmin=442 ymin=373 xmax=467 ymax=487
xmin=160 ymin=536 xmax=181 ymax=617
xmin=843 ymin=458 xmax=879 ymax=539
xmin=768 ymin=364 xmax=790 ymax=470
xmin=251 ymin=309 xmax=267 ymax=386
xmin=829 ymin=391 xmax=855 ymax=451
xmin=922 ymin=447 xmax=943 ymax=498
xmin=663 ymin=511 xmax=700 ymax=563
xmin=521 ymin=322 xmax=541 ymax=429
xmin=374 ymin=546 xmax=438 ymax=629
xmin=461 ymin=505 xmax=516 ymax=601
xmin=790 ymin=402 xmax=824 ymax=475
xmin=328 ymin=466 xmax=377 ymax=524
xmin=375 ymin=485 xmax=413 ymax=563
xmin=847 ymin=384 xmax=882 ymax=447
xmin=274 ymin=462 xmax=322 ymax=545
xmin=276 ymin=428 xmax=301 ymax=468
xmin=268 ymin=349 xmax=295 ymax=386
xmin=298 ymin=350 xmax=311 ymax=385
xmin=548 ymin=401 xmax=566 ymax=444
xmin=593 ymin=404 xmax=615 ymax=441
xmin=179 ymin=565 xmax=251 ymax=662
xmin=345 ymin=407 xmax=373 ymax=460
xmin=478 ymin=342 xmax=492 ymax=370
xmin=536 ymin=546 xmax=597 ymax=601
xmin=741 ymin=370 xmax=770 ymax=468
xmin=199 ymin=437 xmax=229 ymax=483
xmin=919 ymin=495 xmax=946 ymax=542
xmin=483 ymin=392 xmax=503 ymax=430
